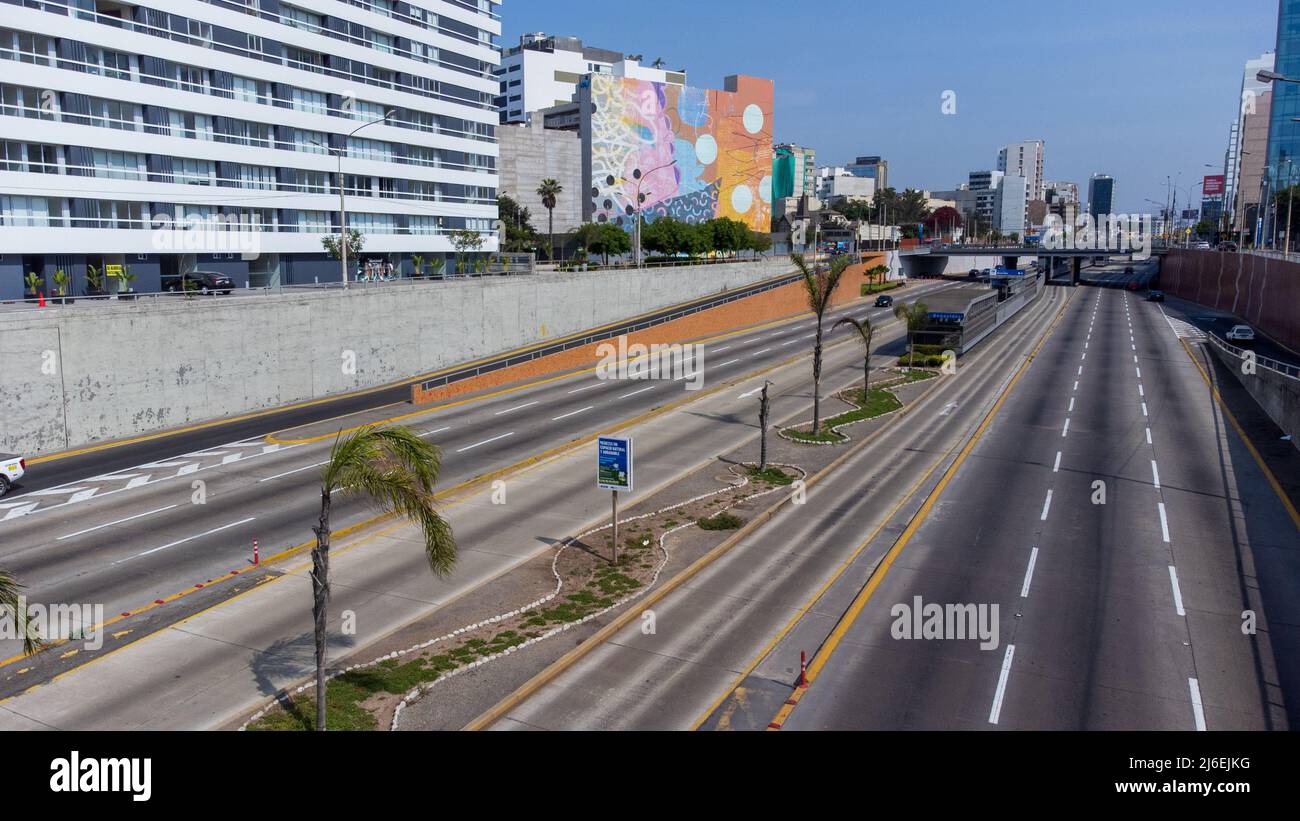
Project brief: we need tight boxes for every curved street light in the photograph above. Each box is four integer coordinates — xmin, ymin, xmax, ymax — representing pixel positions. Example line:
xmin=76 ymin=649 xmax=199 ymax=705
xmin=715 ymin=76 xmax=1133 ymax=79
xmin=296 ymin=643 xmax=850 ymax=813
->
xmin=312 ymin=108 xmax=397 ymax=287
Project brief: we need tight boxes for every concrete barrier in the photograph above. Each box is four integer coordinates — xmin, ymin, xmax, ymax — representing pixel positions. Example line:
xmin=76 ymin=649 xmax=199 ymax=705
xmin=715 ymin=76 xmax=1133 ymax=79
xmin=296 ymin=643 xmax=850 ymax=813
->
xmin=0 ymin=259 xmax=797 ymax=455
xmin=1160 ymin=250 xmax=1300 ymax=354
xmin=1205 ymin=336 xmax=1300 ymax=451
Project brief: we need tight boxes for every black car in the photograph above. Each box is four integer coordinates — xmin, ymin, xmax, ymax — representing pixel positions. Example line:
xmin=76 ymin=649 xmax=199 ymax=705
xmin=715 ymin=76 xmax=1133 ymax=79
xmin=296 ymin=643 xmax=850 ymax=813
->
xmin=168 ymin=271 xmax=234 ymax=295
xmin=874 ymin=294 xmax=894 ymax=307
xmin=1147 ymin=290 xmax=1165 ymax=302
xmin=1124 ymin=266 xmax=1134 ymax=274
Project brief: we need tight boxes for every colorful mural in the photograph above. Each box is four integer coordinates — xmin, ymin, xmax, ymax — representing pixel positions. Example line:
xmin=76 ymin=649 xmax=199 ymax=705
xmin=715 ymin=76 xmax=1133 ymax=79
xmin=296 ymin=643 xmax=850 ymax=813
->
xmin=586 ymin=73 xmax=775 ymax=232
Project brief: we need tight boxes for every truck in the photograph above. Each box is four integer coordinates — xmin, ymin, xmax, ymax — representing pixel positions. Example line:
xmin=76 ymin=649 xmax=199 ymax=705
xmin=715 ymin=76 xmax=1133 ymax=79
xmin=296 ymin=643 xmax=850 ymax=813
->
xmin=0 ymin=453 xmax=25 ymax=497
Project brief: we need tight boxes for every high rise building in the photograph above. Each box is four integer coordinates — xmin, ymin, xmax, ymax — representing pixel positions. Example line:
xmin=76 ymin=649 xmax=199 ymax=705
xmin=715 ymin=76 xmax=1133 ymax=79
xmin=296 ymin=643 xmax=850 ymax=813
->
xmin=968 ymin=170 xmax=1004 ymax=227
xmin=1088 ymin=175 xmax=1116 ymax=219
xmin=846 ymin=156 xmax=888 ymax=192
xmin=496 ymin=34 xmax=685 ymax=126
xmin=0 ymin=0 xmax=501 ymax=298
xmin=1266 ymin=2 xmax=1300 ymax=190
xmin=1240 ymin=86 xmax=1274 ymax=239
xmin=997 ymin=140 xmax=1045 ymax=200
xmin=995 ymin=175 xmax=1027 ymax=235
xmin=1228 ymin=52 xmax=1274 ymax=230
xmin=773 ymin=144 xmax=817 ymax=200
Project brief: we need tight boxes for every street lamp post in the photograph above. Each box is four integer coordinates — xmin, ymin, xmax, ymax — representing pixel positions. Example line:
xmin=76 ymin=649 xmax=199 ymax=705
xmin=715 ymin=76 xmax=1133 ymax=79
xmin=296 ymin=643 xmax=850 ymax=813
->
xmin=618 ymin=162 xmax=675 ymax=269
xmin=313 ymin=108 xmax=396 ymax=288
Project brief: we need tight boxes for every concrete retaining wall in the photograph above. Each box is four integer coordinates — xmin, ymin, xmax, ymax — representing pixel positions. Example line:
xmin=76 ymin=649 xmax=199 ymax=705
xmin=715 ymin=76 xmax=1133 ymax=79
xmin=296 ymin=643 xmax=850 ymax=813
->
xmin=1161 ymin=250 xmax=1300 ymax=353
xmin=0 ymin=258 xmax=796 ymax=455
xmin=1207 ymin=342 xmax=1300 ymax=451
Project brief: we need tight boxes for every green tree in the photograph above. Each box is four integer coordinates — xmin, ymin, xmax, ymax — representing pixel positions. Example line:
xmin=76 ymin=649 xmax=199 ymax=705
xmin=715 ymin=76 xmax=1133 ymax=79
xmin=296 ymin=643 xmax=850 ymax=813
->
xmin=794 ymin=253 xmax=852 ymax=434
xmin=1 ymin=570 xmax=41 ymax=656
xmin=706 ymin=217 xmax=750 ymax=257
xmin=451 ymin=228 xmax=484 ymax=274
xmin=641 ymin=217 xmax=693 ymax=257
xmin=748 ymin=230 xmax=773 ymax=255
xmin=576 ymin=223 xmax=632 ymax=264
xmin=311 ymin=425 xmax=456 ymax=731
xmin=498 ymin=194 xmax=540 ymax=253
xmin=321 ymin=228 xmax=365 ymax=261
xmin=834 ymin=315 xmax=875 ymax=396
xmin=536 ymin=178 xmax=563 ymax=260
xmin=894 ymin=301 xmax=930 ymax=371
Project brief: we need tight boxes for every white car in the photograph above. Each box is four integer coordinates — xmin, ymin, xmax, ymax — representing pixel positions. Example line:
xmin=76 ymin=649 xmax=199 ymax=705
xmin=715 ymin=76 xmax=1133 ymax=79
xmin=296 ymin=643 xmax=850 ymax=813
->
xmin=0 ymin=453 xmax=24 ymax=497
xmin=1226 ymin=325 xmax=1256 ymax=343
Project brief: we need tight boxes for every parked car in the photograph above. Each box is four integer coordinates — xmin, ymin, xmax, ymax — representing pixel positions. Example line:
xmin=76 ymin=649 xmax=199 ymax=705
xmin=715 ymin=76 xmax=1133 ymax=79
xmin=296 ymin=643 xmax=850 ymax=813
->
xmin=0 ymin=453 xmax=25 ymax=498
xmin=968 ymin=268 xmax=980 ymax=277
xmin=1194 ymin=241 xmax=1212 ymax=250
xmin=1124 ymin=266 xmax=1135 ymax=275
xmin=168 ymin=271 xmax=234 ymax=295
xmin=1146 ymin=290 xmax=1165 ymax=302
xmin=874 ymin=294 xmax=894 ymax=308
xmin=1219 ymin=241 xmax=1239 ymax=252
xmin=1226 ymin=324 xmax=1256 ymax=343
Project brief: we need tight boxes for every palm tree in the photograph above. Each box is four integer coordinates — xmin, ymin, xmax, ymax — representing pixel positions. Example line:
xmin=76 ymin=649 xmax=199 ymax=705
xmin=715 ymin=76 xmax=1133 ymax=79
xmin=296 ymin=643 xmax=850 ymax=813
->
xmin=1 ymin=570 xmax=41 ymax=657
xmin=893 ymin=301 xmax=930 ymax=371
xmin=536 ymin=178 xmax=563 ymax=261
xmin=834 ymin=316 xmax=874 ymax=397
xmin=311 ymin=425 xmax=456 ymax=731
xmin=793 ymin=252 xmax=852 ymax=435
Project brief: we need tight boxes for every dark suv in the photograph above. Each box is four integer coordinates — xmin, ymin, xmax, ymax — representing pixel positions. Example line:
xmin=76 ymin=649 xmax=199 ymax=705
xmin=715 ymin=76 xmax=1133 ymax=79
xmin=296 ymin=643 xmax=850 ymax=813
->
xmin=169 ymin=271 xmax=234 ymax=295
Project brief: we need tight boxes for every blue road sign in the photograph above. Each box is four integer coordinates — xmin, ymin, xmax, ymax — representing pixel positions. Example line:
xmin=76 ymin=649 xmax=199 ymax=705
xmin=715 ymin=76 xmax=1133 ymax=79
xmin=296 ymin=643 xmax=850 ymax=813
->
xmin=597 ymin=436 xmax=634 ymax=492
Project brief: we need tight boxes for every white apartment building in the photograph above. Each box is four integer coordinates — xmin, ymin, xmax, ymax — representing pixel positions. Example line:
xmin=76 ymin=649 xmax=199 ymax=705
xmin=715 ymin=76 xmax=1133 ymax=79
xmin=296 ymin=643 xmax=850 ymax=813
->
xmin=0 ymin=0 xmax=501 ymax=298
xmin=997 ymin=140 xmax=1045 ymax=200
xmin=994 ymin=175 xmax=1027 ymax=236
xmin=496 ymin=33 xmax=685 ymax=125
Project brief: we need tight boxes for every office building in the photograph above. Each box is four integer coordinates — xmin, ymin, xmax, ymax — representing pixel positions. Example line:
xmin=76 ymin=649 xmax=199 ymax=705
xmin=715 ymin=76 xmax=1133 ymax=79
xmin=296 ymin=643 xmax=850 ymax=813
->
xmin=846 ymin=155 xmax=888 ymax=192
xmin=773 ymin=144 xmax=817 ymax=200
xmin=1228 ymin=52 xmax=1273 ymax=230
xmin=1266 ymin=1 xmax=1300 ymax=190
xmin=997 ymin=140 xmax=1045 ymax=199
xmin=1088 ymin=175 xmax=1116 ymax=219
xmin=995 ymin=175 xmax=1027 ymax=235
xmin=968 ymin=170 xmax=1004 ymax=228
xmin=0 ymin=0 xmax=502 ymax=298
xmin=497 ymin=33 xmax=685 ymax=126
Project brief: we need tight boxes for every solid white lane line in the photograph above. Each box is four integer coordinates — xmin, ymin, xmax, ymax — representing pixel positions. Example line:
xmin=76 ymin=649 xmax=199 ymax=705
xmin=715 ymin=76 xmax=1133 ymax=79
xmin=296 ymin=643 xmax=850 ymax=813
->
xmin=258 ymin=461 xmax=329 ymax=483
xmin=1020 ymin=548 xmax=1040 ymax=597
xmin=495 ymin=401 xmax=539 ymax=416
xmin=1169 ymin=565 xmax=1185 ymax=615
xmin=618 ymin=386 xmax=657 ymax=399
xmin=552 ymin=406 xmax=594 ymax=421
xmin=1040 ymin=490 xmax=1054 ymax=520
xmin=456 ymin=432 xmax=515 ymax=453
xmin=1062 ymin=419 xmax=1070 ymax=438
xmin=418 ymin=426 xmax=452 ymax=438
xmin=1146 ymin=427 xmax=1153 ymax=444
xmin=1189 ymin=678 xmax=1207 ymax=731
xmin=1151 ymin=460 xmax=1161 ymax=488
xmin=1158 ymin=502 xmax=1171 ymax=543
xmin=124 ymin=517 xmax=257 ymax=562
xmin=58 ymin=505 xmax=179 ymax=541
xmin=567 ymin=383 xmax=603 ymax=395
xmin=1053 ymin=451 xmax=1062 ymax=472
xmin=988 ymin=644 xmax=1016 ymax=725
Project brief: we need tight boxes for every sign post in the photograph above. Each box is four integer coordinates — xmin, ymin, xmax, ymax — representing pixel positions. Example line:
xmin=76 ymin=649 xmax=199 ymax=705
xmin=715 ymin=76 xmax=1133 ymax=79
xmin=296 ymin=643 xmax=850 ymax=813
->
xmin=597 ymin=436 xmax=633 ymax=564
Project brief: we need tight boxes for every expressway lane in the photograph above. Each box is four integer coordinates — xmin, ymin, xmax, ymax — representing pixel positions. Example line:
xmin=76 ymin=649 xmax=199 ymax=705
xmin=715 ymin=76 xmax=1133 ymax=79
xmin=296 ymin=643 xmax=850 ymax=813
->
xmin=0 ymin=279 xmax=956 ymax=675
xmin=481 ymin=282 xmax=1071 ymax=730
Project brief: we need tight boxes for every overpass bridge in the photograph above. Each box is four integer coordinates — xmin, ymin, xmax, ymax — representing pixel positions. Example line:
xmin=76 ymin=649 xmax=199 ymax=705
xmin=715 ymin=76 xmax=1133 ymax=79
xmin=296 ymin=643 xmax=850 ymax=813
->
xmin=901 ymin=244 xmax=1165 ymax=285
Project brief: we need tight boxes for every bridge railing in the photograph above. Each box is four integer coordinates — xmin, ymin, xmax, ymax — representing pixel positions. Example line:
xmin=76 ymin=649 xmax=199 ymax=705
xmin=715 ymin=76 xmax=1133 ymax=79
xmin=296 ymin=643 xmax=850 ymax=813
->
xmin=1204 ymin=332 xmax=1300 ymax=381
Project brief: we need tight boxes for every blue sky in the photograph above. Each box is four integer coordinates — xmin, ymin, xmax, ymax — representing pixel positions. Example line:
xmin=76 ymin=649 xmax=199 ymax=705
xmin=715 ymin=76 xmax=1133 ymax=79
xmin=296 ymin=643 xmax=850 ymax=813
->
xmin=501 ymin=0 xmax=1278 ymax=214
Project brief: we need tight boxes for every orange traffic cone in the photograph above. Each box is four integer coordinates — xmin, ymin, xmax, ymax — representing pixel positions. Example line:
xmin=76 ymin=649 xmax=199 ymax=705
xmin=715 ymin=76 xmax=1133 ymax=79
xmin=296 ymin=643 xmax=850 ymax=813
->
xmin=38 ymin=291 xmax=45 ymax=308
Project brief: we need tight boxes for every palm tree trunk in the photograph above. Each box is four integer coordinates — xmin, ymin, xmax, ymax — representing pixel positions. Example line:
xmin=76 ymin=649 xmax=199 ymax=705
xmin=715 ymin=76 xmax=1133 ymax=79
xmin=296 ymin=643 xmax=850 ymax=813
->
xmin=311 ymin=491 xmax=333 ymax=731
xmin=812 ymin=322 xmax=824 ymax=434
xmin=548 ymin=209 xmax=555 ymax=262
xmin=865 ymin=330 xmax=873 ymax=395
xmin=908 ymin=330 xmax=915 ymax=370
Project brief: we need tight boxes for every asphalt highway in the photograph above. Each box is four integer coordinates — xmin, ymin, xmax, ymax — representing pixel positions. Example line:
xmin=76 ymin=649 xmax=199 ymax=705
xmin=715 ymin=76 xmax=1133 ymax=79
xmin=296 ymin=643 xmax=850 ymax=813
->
xmin=490 ymin=279 xmax=1300 ymax=731
xmin=0 ymin=278 xmax=956 ymax=677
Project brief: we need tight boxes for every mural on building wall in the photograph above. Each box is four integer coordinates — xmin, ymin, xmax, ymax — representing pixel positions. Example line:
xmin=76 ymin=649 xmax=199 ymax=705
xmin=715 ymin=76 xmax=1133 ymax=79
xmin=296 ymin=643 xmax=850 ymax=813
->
xmin=588 ymin=73 xmax=774 ymax=232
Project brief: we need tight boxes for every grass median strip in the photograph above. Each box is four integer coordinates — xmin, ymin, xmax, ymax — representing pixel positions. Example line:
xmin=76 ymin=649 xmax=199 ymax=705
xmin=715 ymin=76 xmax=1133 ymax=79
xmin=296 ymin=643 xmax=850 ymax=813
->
xmin=783 ymin=369 xmax=938 ymax=444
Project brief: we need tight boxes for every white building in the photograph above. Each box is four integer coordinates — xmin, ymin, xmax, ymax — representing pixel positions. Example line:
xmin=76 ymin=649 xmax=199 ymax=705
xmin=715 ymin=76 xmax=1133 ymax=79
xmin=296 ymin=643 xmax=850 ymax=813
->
xmin=995 ymin=175 xmax=1028 ymax=236
xmin=997 ymin=140 xmax=1045 ymax=200
xmin=496 ymin=33 xmax=685 ymax=125
xmin=0 ymin=0 xmax=502 ymax=297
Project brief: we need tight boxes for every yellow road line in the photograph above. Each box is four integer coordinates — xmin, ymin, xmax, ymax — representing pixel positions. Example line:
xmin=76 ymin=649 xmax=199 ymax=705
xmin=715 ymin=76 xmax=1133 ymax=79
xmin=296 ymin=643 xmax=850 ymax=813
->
xmin=1178 ymin=339 xmax=1300 ymax=532
xmin=766 ymin=286 xmax=1074 ymax=730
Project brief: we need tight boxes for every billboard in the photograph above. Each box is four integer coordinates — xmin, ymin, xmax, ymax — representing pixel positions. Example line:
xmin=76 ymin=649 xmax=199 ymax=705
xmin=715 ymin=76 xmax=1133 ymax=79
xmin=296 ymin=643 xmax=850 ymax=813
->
xmin=597 ymin=436 xmax=634 ymax=492
xmin=1203 ymin=175 xmax=1226 ymax=197
xmin=585 ymin=73 xmax=774 ymax=231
